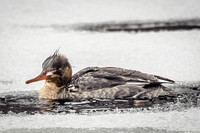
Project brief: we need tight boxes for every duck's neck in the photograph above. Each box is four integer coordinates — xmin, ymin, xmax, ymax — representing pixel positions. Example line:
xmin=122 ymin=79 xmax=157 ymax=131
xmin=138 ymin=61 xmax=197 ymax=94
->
xmin=39 ymin=66 xmax=72 ymax=100
xmin=39 ymin=82 xmax=64 ymax=100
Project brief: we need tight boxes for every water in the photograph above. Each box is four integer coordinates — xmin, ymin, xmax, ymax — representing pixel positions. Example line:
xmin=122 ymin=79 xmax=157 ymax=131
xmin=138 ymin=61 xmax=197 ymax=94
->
xmin=1 ymin=0 xmax=200 ymax=132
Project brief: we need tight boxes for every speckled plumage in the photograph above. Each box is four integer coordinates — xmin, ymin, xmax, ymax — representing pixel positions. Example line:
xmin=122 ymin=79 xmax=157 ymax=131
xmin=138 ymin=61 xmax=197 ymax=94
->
xmin=57 ymin=67 xmax=176 ymax=101
xmin=26 ymin=52 xmax=177 ymax=101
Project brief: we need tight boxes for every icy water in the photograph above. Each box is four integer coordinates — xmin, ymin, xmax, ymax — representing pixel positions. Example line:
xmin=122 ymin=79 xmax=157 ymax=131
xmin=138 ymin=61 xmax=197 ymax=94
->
xmin=1 ymin=0 xmax=200 ymax=132
xmin=0 ymin=82 xmax=200 ymax=115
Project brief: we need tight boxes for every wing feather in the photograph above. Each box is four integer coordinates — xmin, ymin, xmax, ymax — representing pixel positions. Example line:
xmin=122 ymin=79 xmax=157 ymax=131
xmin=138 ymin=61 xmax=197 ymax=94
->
xmin=70 ymin=67 xmax=174 ymax=91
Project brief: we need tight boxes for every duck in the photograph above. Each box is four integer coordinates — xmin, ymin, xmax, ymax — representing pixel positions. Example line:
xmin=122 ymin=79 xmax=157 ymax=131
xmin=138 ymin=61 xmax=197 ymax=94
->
xmin=25 ymin=51 xmax=177 ymax=101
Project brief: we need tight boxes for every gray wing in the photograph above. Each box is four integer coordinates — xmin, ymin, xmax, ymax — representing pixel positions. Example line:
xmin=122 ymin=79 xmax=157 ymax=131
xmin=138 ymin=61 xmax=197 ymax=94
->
xmin=70 ymin=67 xmax=174 ymax=91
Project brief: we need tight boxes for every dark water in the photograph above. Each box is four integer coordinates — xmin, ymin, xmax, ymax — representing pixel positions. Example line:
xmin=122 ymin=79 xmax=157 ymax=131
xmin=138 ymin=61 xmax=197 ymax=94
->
xmin=0 ymin=82 xmax=199 ymax=115
xmin=22 ymin=19 xmax=200 ymax=33
xmin=74 ymin=19 xmax=200 ymax=32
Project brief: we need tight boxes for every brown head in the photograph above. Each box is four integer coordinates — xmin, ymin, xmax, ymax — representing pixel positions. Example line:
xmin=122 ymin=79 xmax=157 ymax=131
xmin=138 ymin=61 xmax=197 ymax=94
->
xmin=26 ymin=51 xmax=72 ymax=87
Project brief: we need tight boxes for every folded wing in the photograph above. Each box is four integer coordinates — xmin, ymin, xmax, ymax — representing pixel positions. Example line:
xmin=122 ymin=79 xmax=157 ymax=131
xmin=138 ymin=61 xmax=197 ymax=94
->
xmin=70 ymin=67 xmax=174 ymax=91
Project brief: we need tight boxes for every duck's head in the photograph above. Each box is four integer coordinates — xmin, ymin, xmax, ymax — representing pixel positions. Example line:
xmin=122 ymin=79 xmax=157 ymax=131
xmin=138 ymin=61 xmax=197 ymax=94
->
xmin=26 ymin=52 xmax=72 ymax=87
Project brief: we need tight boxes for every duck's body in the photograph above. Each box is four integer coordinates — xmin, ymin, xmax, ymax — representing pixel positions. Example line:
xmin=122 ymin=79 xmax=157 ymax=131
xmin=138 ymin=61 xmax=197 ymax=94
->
xmin=26 ymin=52 xmax=177 ymax=101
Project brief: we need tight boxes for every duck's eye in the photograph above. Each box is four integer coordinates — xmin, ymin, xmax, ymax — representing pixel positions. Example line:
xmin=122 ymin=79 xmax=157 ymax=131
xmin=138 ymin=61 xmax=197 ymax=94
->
xmin=53 ymin=69 xmax=62 ymax=76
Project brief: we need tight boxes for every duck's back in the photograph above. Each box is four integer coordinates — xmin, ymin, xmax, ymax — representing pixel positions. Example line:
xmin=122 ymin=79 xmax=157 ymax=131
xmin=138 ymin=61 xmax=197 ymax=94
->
xmin=64 ymin=67 xmax=176 ymax=100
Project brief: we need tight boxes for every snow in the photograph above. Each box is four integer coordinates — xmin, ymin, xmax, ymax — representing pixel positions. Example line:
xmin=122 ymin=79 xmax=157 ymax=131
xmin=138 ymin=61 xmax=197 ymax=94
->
xmin=0 ymin=0 xmax=200 ymax=25
xmin=0 ymin=108 xmax=200 ymax=132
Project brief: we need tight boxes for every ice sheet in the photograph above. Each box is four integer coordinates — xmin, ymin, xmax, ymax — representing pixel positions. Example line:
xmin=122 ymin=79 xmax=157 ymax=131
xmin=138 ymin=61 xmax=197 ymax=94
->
xmin=0 ymin=0 xmax=200 ymax=26
xmin=0 ymin=108 xmax=200 ymax=132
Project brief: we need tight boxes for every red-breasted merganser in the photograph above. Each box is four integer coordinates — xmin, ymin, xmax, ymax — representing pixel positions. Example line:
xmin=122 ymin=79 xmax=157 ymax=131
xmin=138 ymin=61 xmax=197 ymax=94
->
xmin=26 ymin=52 xmax=177 ymax=101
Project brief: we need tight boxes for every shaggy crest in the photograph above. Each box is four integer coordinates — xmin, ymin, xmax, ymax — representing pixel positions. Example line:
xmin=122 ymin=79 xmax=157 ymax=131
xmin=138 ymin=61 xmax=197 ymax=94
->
xmin=42 ymin=50 xmax=69 ymax=72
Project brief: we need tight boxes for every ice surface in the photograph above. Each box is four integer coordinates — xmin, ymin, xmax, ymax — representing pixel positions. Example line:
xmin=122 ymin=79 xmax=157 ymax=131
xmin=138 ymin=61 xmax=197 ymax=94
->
xmin=0 ymin=0 xmax=200 ymax=132
xmin=0 ymin=0 xmax=200 ymax=26
xmin=0 ymin=108 xmax=200 ymax=132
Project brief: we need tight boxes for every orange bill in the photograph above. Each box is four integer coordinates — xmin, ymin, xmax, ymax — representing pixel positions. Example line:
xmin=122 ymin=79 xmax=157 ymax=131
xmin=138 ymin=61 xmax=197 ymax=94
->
xmin=26 ymin=73 xmax=49 ymax=84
